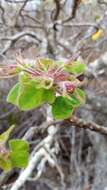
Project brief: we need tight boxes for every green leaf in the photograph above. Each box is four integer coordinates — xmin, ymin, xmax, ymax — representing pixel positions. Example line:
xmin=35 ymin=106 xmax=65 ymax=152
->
xmin=7 ymin=83 xmax=20 ymax=105
xmin=9 ymin=139 xmax=29 ymax=168
xmin=18 ymin=84 xmax=44 ymax=110
xmin=43 ymin=89 xmax=55 ymax=104
xmin=0 ymin=125 xmax=15 ymax=144
xmin=65 ymin=61 xmax=86 ymax=74
xmin=39 ymin=58 xmax=54 ymax=71
xmin=41 ymin=79 xmax=53 ymax=89
xmin=68 ymin=95 xmax=80 ymax=107
xmin=52 ymin=96 xmax=74 ymax=120
xmin=23 ymin=79 xmax=42 ymax=89
xmin=19 ymin=72 xmax=30 ymax=85
xmin=73 ymin=88 xmax=86 ymax=105
xmin=7 ymin=80 xmax=56 ymax=110
xmin=0 ymin=157 xmax=12 ymax=171
xmin=30 ymin=78 xmax=53 ymax=89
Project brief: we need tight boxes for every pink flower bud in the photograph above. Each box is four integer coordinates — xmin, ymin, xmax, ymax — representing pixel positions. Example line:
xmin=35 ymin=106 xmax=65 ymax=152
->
xmin=65 ymin=82 xmax=75 ymax=93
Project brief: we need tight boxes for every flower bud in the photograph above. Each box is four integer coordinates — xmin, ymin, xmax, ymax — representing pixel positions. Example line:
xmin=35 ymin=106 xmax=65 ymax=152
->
xmin=65 ymin=82 xmax=75 ymax=93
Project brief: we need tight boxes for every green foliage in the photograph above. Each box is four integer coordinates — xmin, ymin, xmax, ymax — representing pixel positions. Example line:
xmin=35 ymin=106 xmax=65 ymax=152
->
xmin=0 ymin=125 xmax=15 ymax=143
xmin=7 ymin=83 xmax=20 ymax=106
xmin=6 ymin=57 xmax=86 ymax=119
xmin=52 ymin=88 xmax=86 ymax=120
xmin=38 ymin=58 xmax=55 ymax=71
xmin=65 ymin=61 xmax=86 ymax=74
xmin=0 ymin=126 xmax=29 ymax=171
xmin=73 ymin=88 xmax=86 ymax=105
xmin=52 ymin=96 xmax=74 ymax=120
xmin=7 ymin=82 xmax=56 ymax=110
xmin=9 ymin=139 xmax=29 ymax=168
xmin=18 ymin=84 xmax=44 ymax=110
xmin=0 ymin=156 xmax=12 ymax=171
xmin=43 ymin=89 xmax=55 ymax=104
xmin=0 ymin=56 xmax=86 ymax=171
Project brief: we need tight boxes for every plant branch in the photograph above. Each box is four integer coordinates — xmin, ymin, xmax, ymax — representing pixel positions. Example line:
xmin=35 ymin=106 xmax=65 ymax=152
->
xmin=68 ymin=116 xmax=107 ymax=136
xmin=10 ymin=106 xmax=59 ymax=190
xmin=0 ymin=31 xmax=42 ymax=54
xmin=43 ymin=116 xmax=107 ymax=136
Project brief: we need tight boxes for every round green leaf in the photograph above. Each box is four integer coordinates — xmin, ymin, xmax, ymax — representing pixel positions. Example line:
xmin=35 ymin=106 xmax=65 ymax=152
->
xmin=65 ymin=61 xmax=86 ymax=74
xmin=39 ymin=58 xmax=54 ymax=71
xmin=73 ymin=88 xmax=86 ymax=105
xmin=19 ymin=72 xmax=30 ymax=85
xmin=18 ymin=84 xmax=44 ymax=110
xmin=7 ymin=83 xmax=20 ymax=106
xmin=43 ymin=89 xmax=55 ymax=104
xmin=9 ymin=139 xmax=29 ymax=168
xmin=68 ymin=95 xmax=80 ymax=107
xmin=52 ymin=96 xmax=74 ymax=120
xmin=0 ymin=157 xmax=12 ymax=171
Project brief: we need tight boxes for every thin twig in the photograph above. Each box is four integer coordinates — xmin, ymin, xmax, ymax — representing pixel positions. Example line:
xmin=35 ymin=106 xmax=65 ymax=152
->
xmin=44 ymin=116 xmax=107 ymax=136
xmin=69 ymin=116 xmax=107 ymax=136
xmin=0 ymin=31 xmax=42 ymax=54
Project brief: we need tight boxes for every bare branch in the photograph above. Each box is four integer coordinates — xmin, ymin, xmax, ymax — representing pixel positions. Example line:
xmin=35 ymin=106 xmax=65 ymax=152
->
xmin=52 ymin=0 xmax=60 ymax=21
xmin=0 ymin=31 xmax=42 ymax=54
xmin=40 ymin=114 xmax=107 ymax=137
xmin=63 ymin=0 xmax=80 ymax=23
xmin=69 ymin=116 xmax=107 ymax=136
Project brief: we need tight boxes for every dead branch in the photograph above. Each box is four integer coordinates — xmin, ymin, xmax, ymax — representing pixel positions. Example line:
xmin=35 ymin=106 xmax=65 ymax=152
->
xmin=0 ymin=3 xmax=5 ymax=24
xmin=64 ymin=0 xmax=80 ymax=23
xmin=0 ymin=31 xmax=42 ymax=54
xmin=52 ymin=0 xmax=60 ymax=21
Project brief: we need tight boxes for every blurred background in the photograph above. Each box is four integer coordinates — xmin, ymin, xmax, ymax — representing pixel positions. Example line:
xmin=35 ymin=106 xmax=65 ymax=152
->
xmin=0 ymin=0 xmax=107 ymax=190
